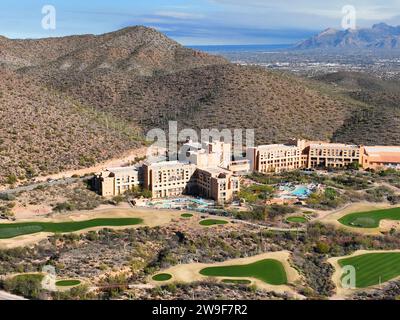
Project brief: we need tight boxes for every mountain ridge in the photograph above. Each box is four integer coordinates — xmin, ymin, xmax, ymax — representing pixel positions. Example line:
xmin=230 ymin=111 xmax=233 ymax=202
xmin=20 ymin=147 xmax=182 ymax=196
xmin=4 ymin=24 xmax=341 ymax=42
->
xmin=296 ymin=23 xmax=400 ymax=50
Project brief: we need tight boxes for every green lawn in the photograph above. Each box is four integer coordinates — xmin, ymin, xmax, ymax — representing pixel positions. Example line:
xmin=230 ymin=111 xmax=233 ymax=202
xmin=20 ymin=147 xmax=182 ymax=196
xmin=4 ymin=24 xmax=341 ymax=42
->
xmin=152 ymin=273 xmax=172 ymax=281
xmin=286 ymin=216 xmax=308 ymax=223
xmin=181 ymin=213 xmax=193 ymax=218
xmin=56 ymin=280 xmax=81 ymax=287
xmin=338 ymin=253 xmax=400 ymax=288
xmin=200 ymin=259 xmax=287 ymax=285
xmin=0 ymin=218 xmax=143 ymax=239
xmin=199 ymin=219 xmax=229 ymax=226
xmin=338 ymin=207 xmax=400 ymax=228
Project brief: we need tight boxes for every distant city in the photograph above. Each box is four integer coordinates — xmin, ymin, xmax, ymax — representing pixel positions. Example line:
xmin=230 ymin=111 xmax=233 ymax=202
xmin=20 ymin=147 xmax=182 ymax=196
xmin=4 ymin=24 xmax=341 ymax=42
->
xmin=191 ymin=45 xmax=400 ymax=79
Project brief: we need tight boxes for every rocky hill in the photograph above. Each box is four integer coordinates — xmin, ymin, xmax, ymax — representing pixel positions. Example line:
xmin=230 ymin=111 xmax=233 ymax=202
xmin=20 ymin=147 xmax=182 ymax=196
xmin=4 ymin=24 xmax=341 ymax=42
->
xmin=296 ymin=23 xmax=400 ymax=50
xmin=29 ymin=63 xmax=356 ymax=145
xmin=17 ymin=26 xmax=228 ymax=76
xmin=1 ymin=26 xmax=399 ymax=184
xmin=314 ymin=71 xmax=400 ymax=145
xmin=0 ymin=69 xmax=141 ymax=184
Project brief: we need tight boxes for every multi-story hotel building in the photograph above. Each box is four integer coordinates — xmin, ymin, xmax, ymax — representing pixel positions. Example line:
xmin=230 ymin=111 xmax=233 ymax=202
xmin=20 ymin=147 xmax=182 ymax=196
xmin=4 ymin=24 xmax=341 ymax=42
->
xmin=196 ymin=167 xmax=240 ymax=203
xmin=142 ymin=161 xmax=197 ymax=199
xmin=247 ymin=144 xmax=303 ymax=173
xmin=360 ymin=146 xmax=400 ymax=170
xmin=95 ymin=139 xmax=247 ymax=204
xmin=300 ymin=141 xmax=361 ymax=169
xmin=247 ymin=139 xmax=361 ymax=173
xmin=95 ymin=138 xmax=400 ymax=203
xmin=94 ymin=166 xmax=140 ymax=197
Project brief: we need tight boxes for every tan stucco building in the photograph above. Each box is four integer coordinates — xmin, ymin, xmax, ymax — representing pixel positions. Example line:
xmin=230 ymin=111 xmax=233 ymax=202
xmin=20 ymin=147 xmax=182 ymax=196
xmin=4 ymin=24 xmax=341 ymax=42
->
xmin=300 ymin=140 xmax=360 ymax=169
xmin=247 ymin=139 xmax=361 ymax=173
xmin=361 ymin=146 xmax=400 ymax=170
xmin=247 ymin=144 xmax=303 ymax=174
xmin=196 ymin=167 xmax=240 ymax=203
xmin=142 ymin=161 xmax=197 ymax=199
xmin=95 ymin=139 xmax=246 ymax=204
xmin=94 ymin=166 xmax=140 ymax=197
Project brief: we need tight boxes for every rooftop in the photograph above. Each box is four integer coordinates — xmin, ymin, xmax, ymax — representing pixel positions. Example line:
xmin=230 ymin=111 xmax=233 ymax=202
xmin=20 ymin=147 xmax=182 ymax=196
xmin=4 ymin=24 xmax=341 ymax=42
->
xmin=309 ymin=142 xmax=358 ymax=148
xmin=364 ymin=146 xmax=400 ymax=163
xmin=146 ymin=160 xmax=193 ymax=168
xmin=364 ymin=146 xmax=400 ymax=154
xmin=256 ymin=144 xmax=299 ymax=150
xmin=107 ymin=165 xmax=139 ymax=174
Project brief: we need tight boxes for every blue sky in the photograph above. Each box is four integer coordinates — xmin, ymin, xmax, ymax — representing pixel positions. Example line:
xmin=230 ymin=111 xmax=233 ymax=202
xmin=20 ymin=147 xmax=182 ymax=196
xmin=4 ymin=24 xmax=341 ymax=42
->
xmin=1 ymin=0 xmax=400 ymax=45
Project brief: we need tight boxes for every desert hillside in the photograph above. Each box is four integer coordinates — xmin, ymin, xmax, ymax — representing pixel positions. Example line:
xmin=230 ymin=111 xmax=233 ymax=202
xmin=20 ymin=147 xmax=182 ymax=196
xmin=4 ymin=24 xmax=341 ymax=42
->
xmin=315 ymin=72 xmax=400 ymax=145
xmin=1 ymin=26 xmax=400 ymax=184
xmin=33 ymin=63 xmax=356 ymax=145
xmin=0 ymin=69 xmax=141 ymax=184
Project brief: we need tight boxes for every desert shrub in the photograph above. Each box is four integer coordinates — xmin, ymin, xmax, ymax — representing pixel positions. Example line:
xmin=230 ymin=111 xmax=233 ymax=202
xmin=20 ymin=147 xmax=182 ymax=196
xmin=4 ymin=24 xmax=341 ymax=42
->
xmin=3 ymin=274 xmax=44 ymax=299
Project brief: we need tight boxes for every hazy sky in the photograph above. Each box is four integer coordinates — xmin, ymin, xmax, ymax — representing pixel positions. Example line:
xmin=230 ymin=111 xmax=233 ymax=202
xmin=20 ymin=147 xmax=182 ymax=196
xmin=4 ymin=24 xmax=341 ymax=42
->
xmin=1 ymin=0 xmax=400 ymax=45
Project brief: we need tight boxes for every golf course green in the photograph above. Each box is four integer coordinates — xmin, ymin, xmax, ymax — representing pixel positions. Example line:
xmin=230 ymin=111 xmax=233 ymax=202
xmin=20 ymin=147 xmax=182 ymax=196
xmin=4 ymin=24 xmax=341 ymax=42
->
xmin=0 ymin=218 xmax=143 ymax=239
xmin=338 ymin=207 xmax=400 ymax=228
xmin=181 ymin=213 xmax=193 ymax=218
xmin=152 ymin=273 xmax=172 ymax=281
xmin=286 ymin=216 xmax=308 ymax=223
xmin=56 ymin=280 xmax=81 ymax=287
xmin=199 ymin=219 xmax=229 ymax=226
xmin=338 ymin=252 xmax=400 ymax=288
xmin=200 ymin=259 xmax=287 ymax=285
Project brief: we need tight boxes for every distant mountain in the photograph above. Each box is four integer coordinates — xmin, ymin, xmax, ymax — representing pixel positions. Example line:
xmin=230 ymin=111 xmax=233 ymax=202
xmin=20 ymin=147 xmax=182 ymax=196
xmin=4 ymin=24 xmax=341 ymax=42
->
xmin=296 ymin=23 xmax=400 ymax=49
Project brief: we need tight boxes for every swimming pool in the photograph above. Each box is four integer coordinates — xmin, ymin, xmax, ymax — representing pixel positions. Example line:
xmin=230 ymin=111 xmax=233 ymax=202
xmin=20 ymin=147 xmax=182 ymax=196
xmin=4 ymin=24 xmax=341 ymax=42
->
xmin=277 ymin=184 xmax=313 ymax=200
xmin=146 ymin=197 xmax=214 ymax=209
xmin=291 ymin=186 xmax=312 ymax=198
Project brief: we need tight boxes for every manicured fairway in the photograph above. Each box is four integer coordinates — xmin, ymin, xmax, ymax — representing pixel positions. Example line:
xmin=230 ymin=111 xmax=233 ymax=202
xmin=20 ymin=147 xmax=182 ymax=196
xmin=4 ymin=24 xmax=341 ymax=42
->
xmin=181 ymin=213 xmax=193 ymax=218
xmin=200 ymin=259 xmax=287 ymax=285
xmin=0 ymin=218 xmax=143 ymax=239
xmin=56 ymin=280 xmax=81 ymax=287
xmin=339 ymin=207 xmax=400 ymax=228
xmin=152 ymin=273 xmax=172 ymax=281
xmin=199 ymin=219 xmax=229 ymax=226
xmin=286 ymin=216 xmax=308 ymax=223
xmin=338 ymin=253 xmax=400 ymax=288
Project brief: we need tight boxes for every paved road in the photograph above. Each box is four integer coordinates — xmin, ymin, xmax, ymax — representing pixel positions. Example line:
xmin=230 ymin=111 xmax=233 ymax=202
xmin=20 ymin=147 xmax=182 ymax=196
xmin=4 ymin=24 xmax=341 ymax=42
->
xmin=0 ymin=290 xmax=27 ymax=300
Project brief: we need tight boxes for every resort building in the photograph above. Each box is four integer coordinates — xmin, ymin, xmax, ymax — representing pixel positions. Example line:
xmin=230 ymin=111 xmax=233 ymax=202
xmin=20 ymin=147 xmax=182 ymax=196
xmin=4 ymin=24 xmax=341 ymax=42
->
xmin=246 ymin=144 xmax=303 ymax=173
xmin=181 ymin=139 xmax=232 ymax=169
xmin=228 ymin=160 xmax=251 ymax=175
xmin=247 ymin=139 xmax=361 ymax=173
xmin=196 ymin=167 xmax=240 ymax=203
xmin=142 ymin=161 xmax=197 ymax=199
xmin=360 ymin=146 xmax=400 ymax=170
xmin=94 ymin=166 xmax=140 ymax=197
xmin=95 ymin=138 xmax=400 ymax=203
xmin=301 ymin=141 xmax=361 ymax=169
xmin=95 ymin=139 xmax=244 ymax=204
